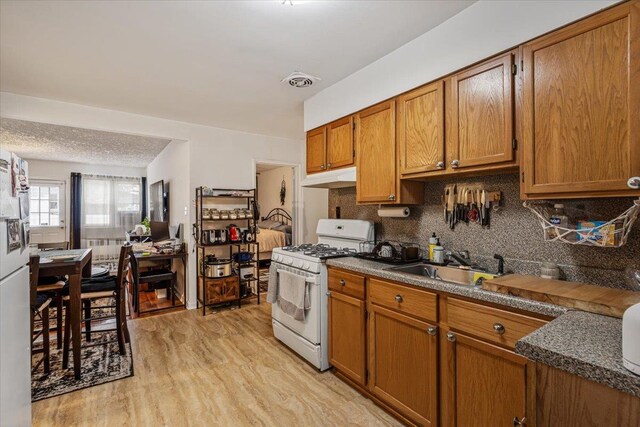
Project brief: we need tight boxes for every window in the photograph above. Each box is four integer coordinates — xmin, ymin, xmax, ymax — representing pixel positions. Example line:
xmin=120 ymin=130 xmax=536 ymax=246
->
xmin=79 ymin=174 xmax=143 ymax=264
xmin=81 ymin=175 xmax=141 ymax=229
xmin=30 ymin=182 xmax=63 ymax=227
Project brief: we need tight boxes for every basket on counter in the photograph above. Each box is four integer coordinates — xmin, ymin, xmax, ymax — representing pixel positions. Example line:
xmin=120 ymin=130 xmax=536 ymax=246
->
xmin=523 ymin=199 xmax=640 ymax=248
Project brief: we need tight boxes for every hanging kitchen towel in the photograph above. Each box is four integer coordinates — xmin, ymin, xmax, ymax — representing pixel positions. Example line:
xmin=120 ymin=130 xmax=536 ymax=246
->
xmin=266 ymin=262 xmax=278 ymax=304
xmin=278 ymin=270 xmax=310 ymax=321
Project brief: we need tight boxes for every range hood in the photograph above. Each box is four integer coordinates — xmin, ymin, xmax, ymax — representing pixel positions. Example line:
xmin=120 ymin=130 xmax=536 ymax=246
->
xmin=301 ymin=167 xmax=356 ymax=189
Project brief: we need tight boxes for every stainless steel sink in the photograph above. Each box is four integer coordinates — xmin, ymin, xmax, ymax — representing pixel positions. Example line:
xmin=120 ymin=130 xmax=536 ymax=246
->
xmin=386 ymin=263 xmax=494 ymax=286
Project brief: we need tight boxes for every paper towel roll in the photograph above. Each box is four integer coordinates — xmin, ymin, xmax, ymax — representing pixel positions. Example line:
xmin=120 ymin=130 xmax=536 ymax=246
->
xmin=377 ymin=207 xmax=410 ymax=218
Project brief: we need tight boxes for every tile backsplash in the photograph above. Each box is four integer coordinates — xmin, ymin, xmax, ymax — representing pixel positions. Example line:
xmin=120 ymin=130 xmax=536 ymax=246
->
xmin=329 ymin=174 xmax=640 ymax=289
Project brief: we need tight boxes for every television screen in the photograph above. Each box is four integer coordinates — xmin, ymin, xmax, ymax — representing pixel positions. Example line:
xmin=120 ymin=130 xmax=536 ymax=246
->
xmin=149 ymin=180 xmax=168 ymax=222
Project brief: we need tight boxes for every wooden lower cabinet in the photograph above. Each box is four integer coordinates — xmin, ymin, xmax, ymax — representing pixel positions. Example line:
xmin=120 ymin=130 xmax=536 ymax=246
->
xmin=368 ymin=303 xmax=438 ymax=426
xmin=328 ymin=290 xmax=366 ymax=386
xmin=327 ymin=268 xmax=640 ymax=427
xmin=536 ymin=364 xmax=640 ymax=427
xmin=442 ymin=330 xmax=532 ymax=427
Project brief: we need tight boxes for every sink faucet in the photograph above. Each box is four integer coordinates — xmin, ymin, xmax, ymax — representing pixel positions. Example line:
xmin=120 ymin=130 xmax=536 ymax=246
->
xmin=494 ymin=254 xmax=504 ymax=275
xmin=445 ymin=250 xmax=473 ymax=268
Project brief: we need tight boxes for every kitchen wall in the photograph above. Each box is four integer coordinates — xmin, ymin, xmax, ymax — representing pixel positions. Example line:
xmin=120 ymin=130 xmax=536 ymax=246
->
xmin=329 ymin=174 xmax=640 ymax=289
xmin=304 ymin=0 xmax=616 ymax=130
xmin=27 ymin=159 xmax=146 ymax=242
xmin=257 ymin=166 xmax=293 ymax=217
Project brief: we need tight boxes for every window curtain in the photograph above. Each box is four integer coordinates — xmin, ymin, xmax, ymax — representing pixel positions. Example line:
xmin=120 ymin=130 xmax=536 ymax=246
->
xmin=141 ymin=176 xmax=147 ymax=222
xmin=70 ymin=172 xmax=82 ymax=249
xmin=81 ymin=174 xmax=142 ymax=263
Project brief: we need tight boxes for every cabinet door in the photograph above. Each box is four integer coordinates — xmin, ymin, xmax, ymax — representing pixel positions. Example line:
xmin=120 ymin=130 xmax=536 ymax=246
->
xmin=522 ymin=1 xmax=640 ymax=197
xmin=536 ymin=364 xmax=640 ymax=427
xmin=306 ymin=126 xmax=327 ymax=174
xmin=398 ymin=81 xmax=445 ymax=176
xmin=448 ymin=52 xmax=515 ymax=170
xmin=443 ymin=331 xmax=531 ymax=427
xmin=356 ymin=100 xmax=397 ymax=203
xmin=328 ymin=291 xmax=366 ymax=386
xmin=327 ymin=116 xmax=355 ymax=170
xmin=369 ymin=304 xmax=438 ymax=426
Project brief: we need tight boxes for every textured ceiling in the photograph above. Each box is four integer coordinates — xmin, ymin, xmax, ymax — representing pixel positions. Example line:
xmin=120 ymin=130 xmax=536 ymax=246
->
xmin=0 ymin=118 xmax=171 ymax=167
xmin=0 ymin=0 xmax=475 ymax=139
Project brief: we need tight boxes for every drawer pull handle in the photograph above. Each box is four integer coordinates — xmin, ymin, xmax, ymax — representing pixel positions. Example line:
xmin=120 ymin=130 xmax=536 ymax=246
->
xmin=339 ymin=279 xmax=346 ymax=286
xmin=427 ymin=326 xmax=438 ymax=336
xmin=493 ymin=323 xmax=506 ymax=335
xmin=447 ymin=332 xmax=456 ymax=342
xmin=394 ymin=295 xmax=404 ymax=303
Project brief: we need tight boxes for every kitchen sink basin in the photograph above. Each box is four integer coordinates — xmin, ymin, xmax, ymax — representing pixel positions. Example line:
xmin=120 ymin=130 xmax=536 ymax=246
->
xmin=386 ymin=263 xmax=494 ymax=286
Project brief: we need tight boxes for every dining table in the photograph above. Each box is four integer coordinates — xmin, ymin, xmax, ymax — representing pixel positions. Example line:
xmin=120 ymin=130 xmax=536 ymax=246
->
xmin=38 ymin=248 xmax=92 ymax=380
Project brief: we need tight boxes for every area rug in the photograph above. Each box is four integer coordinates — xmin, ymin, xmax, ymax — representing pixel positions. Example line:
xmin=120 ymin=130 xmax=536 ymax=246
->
xmin=31 ymin=327 xmax=134 ymax=401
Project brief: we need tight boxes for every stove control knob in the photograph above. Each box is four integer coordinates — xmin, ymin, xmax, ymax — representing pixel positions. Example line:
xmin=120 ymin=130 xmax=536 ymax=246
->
xmin=294 ymin=260 xmax=303 ymax=268
xmin=273 ymin=255 xmax=280 ymax=262
xmin=285 ymin=257 xmax=294 ymax=265
xmin=303 ymin=262 xmax=311 ymax=270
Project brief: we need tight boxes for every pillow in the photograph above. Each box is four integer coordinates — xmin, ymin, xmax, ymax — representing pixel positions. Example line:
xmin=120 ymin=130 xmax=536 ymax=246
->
xmin=273 ymin=224 xmax=292 ymax=234
xmin=257 ymin=220 xmax=282 ymax=230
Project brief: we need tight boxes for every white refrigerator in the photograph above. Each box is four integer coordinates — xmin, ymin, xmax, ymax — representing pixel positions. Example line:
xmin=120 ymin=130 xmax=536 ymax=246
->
xmin=0 ymin=149 xmax=32 ymax=427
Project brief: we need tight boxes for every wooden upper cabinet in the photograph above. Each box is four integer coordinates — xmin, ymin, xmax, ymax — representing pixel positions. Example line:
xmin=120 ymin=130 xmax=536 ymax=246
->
xmin=521 ymin=0 xmax=640 ymax=198
xmin=443 ymin=331 xmax=531 ymax=427
xmin=356 ymin=100 xmax=398 ymax=203
xmin=447 ymin=52 xmax=516 ymax=171
xmin=306 ymin=126 xmax=326 ymax=174
xmin=369 ymin=304 xmax=438 ymax=426
xmin=327 ymin=116 xmax=355 ymax=170
xmin=398 ymin=80 xmax=445 ymax=177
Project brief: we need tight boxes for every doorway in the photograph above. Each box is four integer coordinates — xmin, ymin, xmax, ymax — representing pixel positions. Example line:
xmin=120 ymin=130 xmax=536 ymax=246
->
xmin=254 ymin=162 xmax=297 ymax=290
xmin=29 ymin=179 xmax=66 ymax=244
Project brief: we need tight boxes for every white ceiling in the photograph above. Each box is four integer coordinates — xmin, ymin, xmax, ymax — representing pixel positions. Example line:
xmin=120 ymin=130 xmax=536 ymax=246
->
xmin=0 ymin=0 xmax=475 ymax=140
xmin=0 ymin=118 xmax=171 ymax=167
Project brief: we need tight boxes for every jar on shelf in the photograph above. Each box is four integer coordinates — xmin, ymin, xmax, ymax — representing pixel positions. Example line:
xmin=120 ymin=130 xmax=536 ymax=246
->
xmin=210 ymin=209 xmax=220 ymax=220
xmin=220 ymin=210 xmax=230 ymax=220
xmin=202 ymin=208 xmax=211 ymax=220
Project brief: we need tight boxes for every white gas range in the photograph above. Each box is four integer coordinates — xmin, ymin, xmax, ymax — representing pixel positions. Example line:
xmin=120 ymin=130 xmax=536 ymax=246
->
xmin=270 ymin=219 xmax=374 ymax=371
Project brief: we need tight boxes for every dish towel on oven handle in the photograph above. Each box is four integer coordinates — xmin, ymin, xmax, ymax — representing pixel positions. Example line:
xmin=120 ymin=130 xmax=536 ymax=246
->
xmin=266 ymin=262 xmax=279 ymax=304
xmin=276 ymin=269 xmax=310 ymax=321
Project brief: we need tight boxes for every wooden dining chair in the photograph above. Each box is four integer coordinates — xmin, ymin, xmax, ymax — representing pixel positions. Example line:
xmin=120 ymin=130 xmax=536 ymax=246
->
xmin=35 ymin=243 xmax=69 ymax=349
xmin=37 ymin=241 xmax=70 ymax=251
xmin=62 ymin=244 xmax=132 ymax=369
xmin=29 ymin=255 xmax=52 ymax=374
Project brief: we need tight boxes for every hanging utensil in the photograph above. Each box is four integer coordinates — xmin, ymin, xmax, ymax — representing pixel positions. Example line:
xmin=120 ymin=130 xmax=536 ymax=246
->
xmin=444 ymin=185 xmax=450 ymax=223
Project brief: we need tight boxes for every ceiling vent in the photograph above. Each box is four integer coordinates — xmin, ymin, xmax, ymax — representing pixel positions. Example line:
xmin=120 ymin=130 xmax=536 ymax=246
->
xmin=281 ymin=71 xmax=321 ymax=88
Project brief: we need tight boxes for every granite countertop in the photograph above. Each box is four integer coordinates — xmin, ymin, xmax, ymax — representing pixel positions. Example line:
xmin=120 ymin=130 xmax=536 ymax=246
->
xmin=327 ymin=256 xmax=640 ymax=397
xmin=326 ymin=257 xmax=567 ymax=317
xmin=517 ymin=311 xmax=640 ymax=397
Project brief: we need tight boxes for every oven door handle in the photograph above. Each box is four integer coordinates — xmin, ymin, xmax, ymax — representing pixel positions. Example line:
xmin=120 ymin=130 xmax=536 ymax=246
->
xmin=276 ymin=268 xmax=320 ymax=285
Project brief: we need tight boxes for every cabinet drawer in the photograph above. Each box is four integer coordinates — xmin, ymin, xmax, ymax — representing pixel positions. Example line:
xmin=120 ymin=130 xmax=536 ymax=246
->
xmin=328 ymin=268 xmax=365 ymax=300
xmin=447 ymin=298 xmax=546 ymax=349
xmin=368 ymin=278 xmax=437 ymax=322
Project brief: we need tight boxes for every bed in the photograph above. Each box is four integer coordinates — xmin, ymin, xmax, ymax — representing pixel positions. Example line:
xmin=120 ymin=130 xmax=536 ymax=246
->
xmin=256 ymin=208 xmax=292 ymax=261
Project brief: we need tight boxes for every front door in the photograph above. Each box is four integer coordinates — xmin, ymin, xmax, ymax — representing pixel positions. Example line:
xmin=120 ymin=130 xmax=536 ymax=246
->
xmin=29 ymin=180 xmax=66 ymax=244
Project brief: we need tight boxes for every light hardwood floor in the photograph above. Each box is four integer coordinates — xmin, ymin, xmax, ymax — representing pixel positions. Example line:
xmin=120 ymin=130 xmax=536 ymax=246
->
xmin=33 ymin=303 xmax=402 ymax=427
